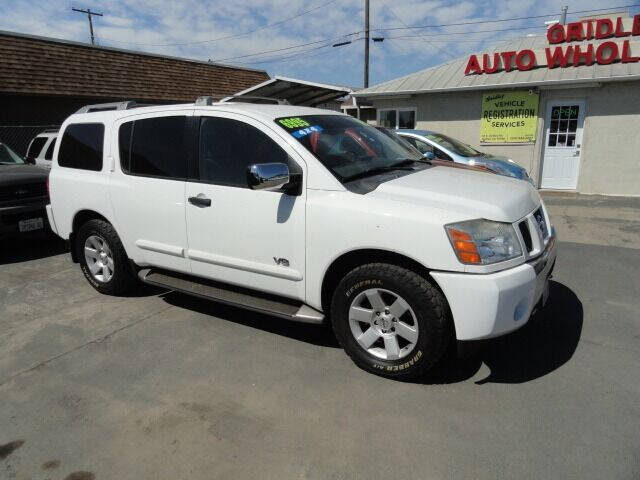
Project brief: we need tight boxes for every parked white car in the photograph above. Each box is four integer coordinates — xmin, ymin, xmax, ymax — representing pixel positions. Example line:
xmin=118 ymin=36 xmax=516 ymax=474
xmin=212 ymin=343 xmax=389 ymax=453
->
xmin=26 ymin=130 xmax=58 ymax=169
xmin=47 ymin=99 xmax=556 ymax=380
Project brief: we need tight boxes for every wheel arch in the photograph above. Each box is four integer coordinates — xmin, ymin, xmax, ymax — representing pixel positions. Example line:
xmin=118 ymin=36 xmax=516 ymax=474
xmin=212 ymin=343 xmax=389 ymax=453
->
xmin=320 ymin=248 xmax=434 ymax=314
xmin=69 ymin=209 xmax=112 ymax=263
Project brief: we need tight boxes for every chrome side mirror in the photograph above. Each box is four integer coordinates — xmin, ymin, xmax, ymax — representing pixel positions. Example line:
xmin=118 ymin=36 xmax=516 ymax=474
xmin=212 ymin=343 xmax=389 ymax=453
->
xmin=423 ymin=151 xmax=435 ymax=160
xmin=247 ymin=163 xmax=290 ymax=191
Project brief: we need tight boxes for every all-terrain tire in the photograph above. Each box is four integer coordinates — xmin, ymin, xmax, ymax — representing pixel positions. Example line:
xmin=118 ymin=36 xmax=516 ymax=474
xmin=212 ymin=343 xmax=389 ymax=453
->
xmin=331 ymin=263 xmax=451 ymax=380
xmin=76 ymin=219 xmax=137 ymax=295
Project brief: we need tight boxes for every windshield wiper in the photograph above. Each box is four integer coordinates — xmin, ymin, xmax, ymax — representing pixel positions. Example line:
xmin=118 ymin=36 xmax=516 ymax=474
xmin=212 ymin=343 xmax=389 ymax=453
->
xmin=343 ymin=159 xmax=420 ymax=182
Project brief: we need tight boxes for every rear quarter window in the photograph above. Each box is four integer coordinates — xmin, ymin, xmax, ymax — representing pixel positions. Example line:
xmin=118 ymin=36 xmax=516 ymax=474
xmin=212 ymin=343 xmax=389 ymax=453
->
xmin=58 ymin=123 xmax=104 ymax=171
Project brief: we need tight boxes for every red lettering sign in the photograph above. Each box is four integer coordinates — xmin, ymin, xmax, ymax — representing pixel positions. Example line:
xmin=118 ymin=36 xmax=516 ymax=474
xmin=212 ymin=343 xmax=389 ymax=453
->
xmin=545 ymin=46 xmax=573 ymax=68
xmin=464 ymin=55 xmax=482 ymax=75
xmin=465 ymin=15 xmax=640 ymax=75
xmin=595 ymin=41 xmax=618 ymax=64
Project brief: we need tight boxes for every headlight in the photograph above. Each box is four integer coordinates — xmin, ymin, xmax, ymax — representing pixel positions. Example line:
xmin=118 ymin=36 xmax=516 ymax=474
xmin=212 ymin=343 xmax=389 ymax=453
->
xmin=445 ymin=219 xmax=522 ymax=265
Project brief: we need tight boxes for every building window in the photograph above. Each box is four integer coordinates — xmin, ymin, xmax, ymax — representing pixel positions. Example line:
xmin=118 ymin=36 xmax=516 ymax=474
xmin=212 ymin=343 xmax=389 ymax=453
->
xmin=377 ymin=108 xmax=416 ymax=129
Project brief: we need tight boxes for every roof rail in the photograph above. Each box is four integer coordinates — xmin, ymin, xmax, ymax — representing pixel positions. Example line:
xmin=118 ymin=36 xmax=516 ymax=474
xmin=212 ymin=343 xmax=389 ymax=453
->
xmin=75 ymin=101 xmax=138 ymax=114
xmin=220 ymin=95 xmax=291 ymax=105
xmin=195 ymin=96 xmax=218 ymax=106
xmin=42 ymin=128 xmax=59 ymax=134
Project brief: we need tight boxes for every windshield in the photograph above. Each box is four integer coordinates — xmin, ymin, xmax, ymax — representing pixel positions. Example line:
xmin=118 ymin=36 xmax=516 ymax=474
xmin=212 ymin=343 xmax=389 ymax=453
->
xmin=276 ymin=115 xmax=423 ymax=182
xmin=425 ymin=133 xmax=482 ymax=157
xmin=0 ymin=144 xmax=25 ymax=165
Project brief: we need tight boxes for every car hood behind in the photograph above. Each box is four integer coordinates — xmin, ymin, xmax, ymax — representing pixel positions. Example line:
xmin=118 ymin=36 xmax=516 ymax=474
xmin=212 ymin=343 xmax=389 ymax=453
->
xmin=0 ymin=164 xmax=49 ymax=186
xmin=369 ymin=165 xmax=539 ymax=222
xmin=470 ymin=155 xmax=527 ymax=178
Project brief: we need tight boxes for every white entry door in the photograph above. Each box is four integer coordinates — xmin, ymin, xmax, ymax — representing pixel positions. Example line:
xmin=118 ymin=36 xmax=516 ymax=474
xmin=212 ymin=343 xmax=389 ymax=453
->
xmin=541 ymin=101 xmax=585 ymax=189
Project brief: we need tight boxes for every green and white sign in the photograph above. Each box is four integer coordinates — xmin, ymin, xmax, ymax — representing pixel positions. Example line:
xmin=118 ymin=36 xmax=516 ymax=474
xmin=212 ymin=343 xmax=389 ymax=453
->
xmin=481 ymin=91 xmax=539 ymax=143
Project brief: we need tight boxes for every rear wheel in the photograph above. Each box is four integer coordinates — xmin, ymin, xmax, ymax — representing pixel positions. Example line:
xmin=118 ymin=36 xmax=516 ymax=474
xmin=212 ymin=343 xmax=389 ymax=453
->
xmin=331 ymin=263 xmax=451 ymax=380
xmin=76 ymin=219 xmax=137 ymax=295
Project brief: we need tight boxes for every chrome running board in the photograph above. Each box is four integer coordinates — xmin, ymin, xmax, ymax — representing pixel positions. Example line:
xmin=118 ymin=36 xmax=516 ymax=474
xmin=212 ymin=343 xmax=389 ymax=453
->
xmin=138 ymin=268 xmax=324 ymax=324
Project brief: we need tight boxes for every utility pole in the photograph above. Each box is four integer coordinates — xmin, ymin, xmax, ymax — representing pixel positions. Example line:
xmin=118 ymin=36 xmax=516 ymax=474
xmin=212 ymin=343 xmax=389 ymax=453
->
xmin=560 ymin=5 xmax=568 ymax=25
xmin=364 ymin=0 xmax=370 ymax=88
xmin=72 ymin=7 xmax=103 ymax=45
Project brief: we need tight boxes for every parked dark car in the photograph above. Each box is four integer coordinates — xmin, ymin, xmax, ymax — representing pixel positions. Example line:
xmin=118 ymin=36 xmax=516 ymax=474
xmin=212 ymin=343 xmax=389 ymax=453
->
xmin=0 ymin=142 xmax=49 ymax=238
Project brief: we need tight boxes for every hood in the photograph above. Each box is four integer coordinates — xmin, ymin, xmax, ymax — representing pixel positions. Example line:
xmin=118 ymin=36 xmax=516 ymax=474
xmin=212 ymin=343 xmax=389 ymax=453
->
xmin=369 ymin=165 xmax=539 ymax=222
xmin=0 ymin=163 xmax=49 ymax=186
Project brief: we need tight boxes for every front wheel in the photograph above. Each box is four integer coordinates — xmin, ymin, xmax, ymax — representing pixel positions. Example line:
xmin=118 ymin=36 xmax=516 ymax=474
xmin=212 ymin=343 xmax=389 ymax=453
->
xmin=331 ymin=263 xmax=451 ymax=380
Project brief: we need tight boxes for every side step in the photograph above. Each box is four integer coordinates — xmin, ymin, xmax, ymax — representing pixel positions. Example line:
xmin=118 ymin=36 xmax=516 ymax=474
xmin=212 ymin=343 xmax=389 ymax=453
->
xmin=138 ymin=268 xmax=324 ymax=324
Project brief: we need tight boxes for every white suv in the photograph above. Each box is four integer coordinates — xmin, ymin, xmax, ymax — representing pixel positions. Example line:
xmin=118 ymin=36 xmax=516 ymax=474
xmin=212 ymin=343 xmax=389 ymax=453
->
xmin=26 ymin=130 xmax=58 ymax=169
xmin=47 ymin=99 xmax=556 ymax=380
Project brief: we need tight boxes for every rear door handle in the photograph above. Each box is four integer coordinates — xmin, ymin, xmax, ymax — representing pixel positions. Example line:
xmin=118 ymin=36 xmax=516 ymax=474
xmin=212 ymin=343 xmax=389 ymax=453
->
xmin=188 ymin=195 xmax=211 ymax=207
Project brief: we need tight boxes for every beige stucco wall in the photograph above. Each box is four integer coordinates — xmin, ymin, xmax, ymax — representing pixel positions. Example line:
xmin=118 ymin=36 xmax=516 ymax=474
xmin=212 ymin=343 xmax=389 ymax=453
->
xmin=367 ymin=80 xmax=640 ymax=196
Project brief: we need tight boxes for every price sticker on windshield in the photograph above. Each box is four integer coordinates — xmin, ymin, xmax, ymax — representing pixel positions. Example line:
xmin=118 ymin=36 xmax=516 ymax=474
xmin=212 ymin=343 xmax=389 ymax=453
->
xmin=278 ymin=117 xmax=310 ymax=129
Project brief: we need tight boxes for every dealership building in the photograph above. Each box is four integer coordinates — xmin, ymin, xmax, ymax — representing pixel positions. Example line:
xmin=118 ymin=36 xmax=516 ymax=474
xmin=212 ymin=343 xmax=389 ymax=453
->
xmin=353 ymin=12 xmax=640 ymax=196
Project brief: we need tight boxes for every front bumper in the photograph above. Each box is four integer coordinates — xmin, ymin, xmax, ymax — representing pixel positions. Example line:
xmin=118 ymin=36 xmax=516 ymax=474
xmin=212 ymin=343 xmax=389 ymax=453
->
xmin=430 ymin=230 xmax=557 ymax=341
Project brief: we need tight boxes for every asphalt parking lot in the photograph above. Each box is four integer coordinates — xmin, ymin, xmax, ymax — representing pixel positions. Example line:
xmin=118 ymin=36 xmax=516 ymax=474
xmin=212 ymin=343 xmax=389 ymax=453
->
xmin=1 ymin=193 xmax=639 ymax=480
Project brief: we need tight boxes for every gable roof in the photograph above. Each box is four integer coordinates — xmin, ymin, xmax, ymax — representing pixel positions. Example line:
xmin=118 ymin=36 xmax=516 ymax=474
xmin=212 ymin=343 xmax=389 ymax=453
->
xmin=0 ymin=30 xmax=269 ymax=102
xmin=354 ymin=29 xmax=640 ymax=97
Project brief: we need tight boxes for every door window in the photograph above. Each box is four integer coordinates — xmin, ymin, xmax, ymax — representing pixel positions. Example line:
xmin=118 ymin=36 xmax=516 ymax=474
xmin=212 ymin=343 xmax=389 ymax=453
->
xmin=27 ymin=137 xmax=47 ymax=159
xmin=198 ymin=117 xmax=298 ymax=188
xmin=120 ymin=116 xmax=188 ymax=179
xmin=405 ymin=137 xmax=434 ymax=154
xmin=44 ymin=137 xmax=56 ymax=160
xmin=548 ymin=105 xmax=579 ymax=147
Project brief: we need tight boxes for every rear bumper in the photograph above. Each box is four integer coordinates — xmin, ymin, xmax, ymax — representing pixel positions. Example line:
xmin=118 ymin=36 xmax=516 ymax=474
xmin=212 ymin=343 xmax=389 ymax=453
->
xmin=430 ymin=231 xmax=557 ymax=341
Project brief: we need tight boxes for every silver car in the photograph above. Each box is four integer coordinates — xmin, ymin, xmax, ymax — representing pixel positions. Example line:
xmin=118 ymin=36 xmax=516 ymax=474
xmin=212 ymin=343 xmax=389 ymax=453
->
xmin=397 ymin=129 xmax=533 ymax=184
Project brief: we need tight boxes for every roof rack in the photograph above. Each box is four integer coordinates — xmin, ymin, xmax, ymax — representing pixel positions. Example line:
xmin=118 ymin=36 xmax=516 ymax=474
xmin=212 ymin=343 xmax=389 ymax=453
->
xmin=220 ymin=95 xmax=291 ymax=105
xmin=75 ymin=101 xmax=139 ymax=114
xmin=195 ymin=96 xmax=218 ymax=106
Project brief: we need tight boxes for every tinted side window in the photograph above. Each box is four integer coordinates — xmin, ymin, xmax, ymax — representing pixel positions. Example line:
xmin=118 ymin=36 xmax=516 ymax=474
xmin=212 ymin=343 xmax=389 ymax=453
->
xmin=44 ymin=137 xmax=56 ymax=160
xmin=406 ymin=137 xmax=433 ymax=154
xmin=27 ymin=137 xmax=47 ymax=159
xmin=199 ymin=117 xmax=296 ymax=188
xmin=58 ymin=123 xmax=104 ymax=171
xmin=130 ymin=116 xmax=187 ymax=179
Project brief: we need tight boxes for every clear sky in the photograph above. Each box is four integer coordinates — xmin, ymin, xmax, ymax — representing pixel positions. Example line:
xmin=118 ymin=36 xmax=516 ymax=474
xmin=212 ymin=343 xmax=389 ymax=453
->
xmin=0 ymin=0 xmax=634 ymax=88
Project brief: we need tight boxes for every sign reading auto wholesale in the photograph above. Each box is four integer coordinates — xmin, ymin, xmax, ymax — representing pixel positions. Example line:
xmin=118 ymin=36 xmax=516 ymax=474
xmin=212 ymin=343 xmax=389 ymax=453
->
xmin=480 ymin=91 xmax=539 ymax=143
xmin=465 ymin=15 xmax=640 ymax=75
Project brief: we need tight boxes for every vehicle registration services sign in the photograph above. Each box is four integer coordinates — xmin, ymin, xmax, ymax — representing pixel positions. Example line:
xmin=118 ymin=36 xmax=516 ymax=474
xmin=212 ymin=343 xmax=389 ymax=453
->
xmin=480 ymin=91 xmax=539 ymax=143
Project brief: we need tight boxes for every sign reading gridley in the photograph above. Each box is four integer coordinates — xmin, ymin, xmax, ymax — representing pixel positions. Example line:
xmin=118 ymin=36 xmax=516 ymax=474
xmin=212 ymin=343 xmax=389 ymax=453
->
xmin=480 ymin=91 xmax=539 ymax=143
xmin=465 ymin=15 xmax=640 ymax=75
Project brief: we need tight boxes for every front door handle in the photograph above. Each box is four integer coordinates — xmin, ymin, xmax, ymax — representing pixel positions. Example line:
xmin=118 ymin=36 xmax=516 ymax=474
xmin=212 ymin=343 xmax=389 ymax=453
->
xmin=188 ymin=195 xmax=212 ymax=207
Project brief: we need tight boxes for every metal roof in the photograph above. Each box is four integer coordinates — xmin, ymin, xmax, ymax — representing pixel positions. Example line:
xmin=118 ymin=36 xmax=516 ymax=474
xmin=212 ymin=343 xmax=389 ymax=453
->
xmin=227 ymin=76 xmax=353 ymax=106
xmin=353 ymin=32 xmax=640 ymax=97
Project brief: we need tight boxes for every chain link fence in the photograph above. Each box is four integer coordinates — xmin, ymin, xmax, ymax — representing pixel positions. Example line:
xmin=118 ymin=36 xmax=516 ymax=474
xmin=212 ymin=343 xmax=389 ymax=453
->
xmin=0 ymin=125 xmax=60 ymax=157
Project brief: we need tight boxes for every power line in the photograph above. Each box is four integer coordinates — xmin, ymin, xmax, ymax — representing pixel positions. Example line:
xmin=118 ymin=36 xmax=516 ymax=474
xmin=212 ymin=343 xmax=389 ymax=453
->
xmin=369 ymin=4 xmax=640 ymax=32
xmin=211 ymin=32 xmax=359 ymax=62
xmin=239 ymin=44 xmax=345 ymax=65
xmin=95 ymin=0 xmax=340 ymax=47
